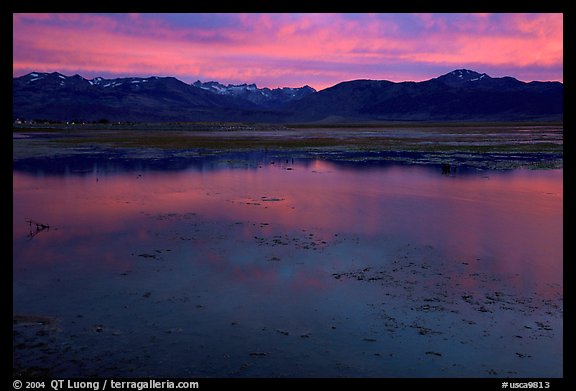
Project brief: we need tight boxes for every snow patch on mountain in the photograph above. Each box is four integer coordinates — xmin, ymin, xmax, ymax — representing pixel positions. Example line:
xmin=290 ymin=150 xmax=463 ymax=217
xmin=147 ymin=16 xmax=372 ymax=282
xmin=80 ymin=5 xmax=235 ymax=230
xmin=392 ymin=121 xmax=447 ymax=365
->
xmin=192 ymin=80 xmax=316 ymax=107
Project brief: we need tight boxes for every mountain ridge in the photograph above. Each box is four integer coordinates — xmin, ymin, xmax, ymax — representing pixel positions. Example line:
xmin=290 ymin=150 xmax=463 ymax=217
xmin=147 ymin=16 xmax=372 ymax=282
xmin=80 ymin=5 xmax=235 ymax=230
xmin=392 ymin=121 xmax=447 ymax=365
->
xmin=13 ymin=69 xmax=563 ymax=123
xmin=192 ymin=80 xmax=316 ymax=108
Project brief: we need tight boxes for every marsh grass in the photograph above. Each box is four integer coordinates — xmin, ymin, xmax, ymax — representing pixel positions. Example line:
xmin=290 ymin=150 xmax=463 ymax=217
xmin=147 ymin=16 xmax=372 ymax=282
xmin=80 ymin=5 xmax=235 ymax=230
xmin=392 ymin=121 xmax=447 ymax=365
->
xmin=44 ymin=128 xmax=562 ymax=153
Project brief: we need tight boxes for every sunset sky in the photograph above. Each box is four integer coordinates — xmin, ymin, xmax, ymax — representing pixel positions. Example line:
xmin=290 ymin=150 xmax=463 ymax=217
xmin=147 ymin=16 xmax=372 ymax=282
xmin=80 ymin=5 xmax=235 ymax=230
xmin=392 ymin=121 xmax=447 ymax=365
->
xmin=12 ymin=13 xmax=563 ymax=91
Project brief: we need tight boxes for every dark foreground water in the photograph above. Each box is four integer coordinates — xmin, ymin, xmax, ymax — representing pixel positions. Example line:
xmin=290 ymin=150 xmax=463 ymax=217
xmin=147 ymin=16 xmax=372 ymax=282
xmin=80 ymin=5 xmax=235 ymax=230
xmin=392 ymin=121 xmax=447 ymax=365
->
xmin=13 ymin=152 xmax=563 ymax=378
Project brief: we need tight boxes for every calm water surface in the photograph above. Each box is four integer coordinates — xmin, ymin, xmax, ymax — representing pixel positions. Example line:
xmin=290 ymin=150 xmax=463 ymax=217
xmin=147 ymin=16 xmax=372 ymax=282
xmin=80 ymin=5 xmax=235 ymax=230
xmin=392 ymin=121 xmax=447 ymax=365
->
xmin=13 ymin=155 xmax=563 ymax=377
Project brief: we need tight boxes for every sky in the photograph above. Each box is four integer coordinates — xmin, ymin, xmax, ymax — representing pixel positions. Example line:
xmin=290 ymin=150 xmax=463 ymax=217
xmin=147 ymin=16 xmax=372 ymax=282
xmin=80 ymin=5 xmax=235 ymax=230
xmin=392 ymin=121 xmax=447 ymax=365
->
xmin=12 ymin=13 xmax=563 ymax=91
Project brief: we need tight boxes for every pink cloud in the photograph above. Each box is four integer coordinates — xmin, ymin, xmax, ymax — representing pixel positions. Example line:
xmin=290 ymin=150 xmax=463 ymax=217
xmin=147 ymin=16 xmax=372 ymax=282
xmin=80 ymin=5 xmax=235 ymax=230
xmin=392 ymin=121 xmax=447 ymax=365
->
xmin=13 ymin=13 xmax=563 ymax=90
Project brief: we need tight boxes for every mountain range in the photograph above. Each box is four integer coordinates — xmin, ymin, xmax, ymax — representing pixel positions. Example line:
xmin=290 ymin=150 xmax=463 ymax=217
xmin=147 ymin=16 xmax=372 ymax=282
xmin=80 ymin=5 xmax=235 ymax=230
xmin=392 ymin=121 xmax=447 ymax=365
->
xmin=13 ymin=69 xmax=563 ymax=123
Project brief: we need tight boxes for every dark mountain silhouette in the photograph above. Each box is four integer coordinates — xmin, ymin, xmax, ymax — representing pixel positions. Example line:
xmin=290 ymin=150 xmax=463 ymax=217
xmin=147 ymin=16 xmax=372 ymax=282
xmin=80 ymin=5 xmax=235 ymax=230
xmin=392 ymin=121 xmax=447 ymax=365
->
xmin=13 ymin=69 xmax=562 ymax=123
xmin=285 ymin=69 xmax=563 ymax=122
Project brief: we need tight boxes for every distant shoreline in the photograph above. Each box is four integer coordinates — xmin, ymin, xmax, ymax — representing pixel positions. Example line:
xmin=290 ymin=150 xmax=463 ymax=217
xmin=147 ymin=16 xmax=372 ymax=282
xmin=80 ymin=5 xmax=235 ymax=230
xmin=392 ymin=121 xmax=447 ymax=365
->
xmin=13 ymin=120 xmax=564 ymax=132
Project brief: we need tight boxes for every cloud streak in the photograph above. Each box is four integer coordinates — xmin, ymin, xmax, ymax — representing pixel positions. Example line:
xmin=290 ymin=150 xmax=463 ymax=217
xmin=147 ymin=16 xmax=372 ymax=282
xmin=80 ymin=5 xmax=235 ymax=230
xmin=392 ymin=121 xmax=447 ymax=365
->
xmin=13 ymin=13 xmax=563 ymax=90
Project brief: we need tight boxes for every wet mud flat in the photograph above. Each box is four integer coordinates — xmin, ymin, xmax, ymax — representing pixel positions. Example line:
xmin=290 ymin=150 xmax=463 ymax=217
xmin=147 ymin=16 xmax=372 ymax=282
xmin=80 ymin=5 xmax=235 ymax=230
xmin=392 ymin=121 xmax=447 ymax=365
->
xmin=13 ymin=123 xmax=563 ymax=377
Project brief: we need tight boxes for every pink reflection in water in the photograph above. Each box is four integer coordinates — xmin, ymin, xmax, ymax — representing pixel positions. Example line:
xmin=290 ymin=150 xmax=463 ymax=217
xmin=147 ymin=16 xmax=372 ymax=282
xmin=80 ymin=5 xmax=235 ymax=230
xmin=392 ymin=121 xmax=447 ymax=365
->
xmin=12 ymin=158 xmax=563 ymax=377
xmin=13 ymin=160 xmax=562 ymax=296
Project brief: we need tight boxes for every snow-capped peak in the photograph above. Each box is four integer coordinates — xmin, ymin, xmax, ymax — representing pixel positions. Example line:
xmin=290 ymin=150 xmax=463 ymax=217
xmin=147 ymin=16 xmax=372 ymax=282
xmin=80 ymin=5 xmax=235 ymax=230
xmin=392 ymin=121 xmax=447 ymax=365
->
xmin=450 ymin=69 xmax=482 ymax=79
xmin=437 ymin=69 xmax=491 ymax=85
